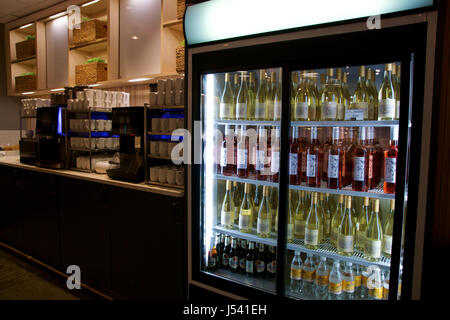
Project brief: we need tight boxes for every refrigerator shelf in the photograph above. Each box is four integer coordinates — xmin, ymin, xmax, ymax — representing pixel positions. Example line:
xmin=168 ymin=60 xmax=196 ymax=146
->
xmin=215 ymin=174 xmax=278 ymax=187
xmin=289 ymin=183 xmax=395 ymax=200
xmin=291 ymin=120 xmax=399 ymax=127
xmin=204 ymin=269 xmax=275 ymax=293
xmin=213 ymin=225 xmax=390 ymax=270
xmin=214 ymin=120 xmax=280 ymax=126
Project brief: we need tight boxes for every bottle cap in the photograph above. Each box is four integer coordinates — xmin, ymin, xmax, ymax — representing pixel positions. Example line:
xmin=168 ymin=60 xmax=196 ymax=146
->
xmin=224 ymin=125 xmax=234 ymax=135
xmin=390 ymin=199 xmax=395 ymax=210
xmin=320 ymin=73 xmax=326 ymax=85
xmin=359 ymin=65 xmax=366 ymax=77
xmin=225 ymin=73 xmax=230 ymax=82
xmin=259 ymin=69 xmax=265 ymax=80
xmin=263 ymin=186 xmax=269 ymax=196
xmin=367 ymin=127 xmax=375 ymax=140
xmin=249 ymin=72 xmax=255 ymax=82
xmin=374 ymin=199 xmax=380 ymax=212
xmin=343 ymin=72 xmax=347 ymax=83
xmin=291 ymin=126 xmax=299 ymax=139
xmin=385 ymin=63 xmax=393 ymax=72
xmin=244 ymin=183 xmax=250 ymax=193
xmin=339 ymin=194 xmax=344 ymax=203
xmin=234 ymin=73 xmax=239 ymax=84
xmin=327 ymin=68 xmax=334 ymax=77
xmin=226 ymin=180 xmax=232 ymax=190
xmin=364 ymin=197 xmax=369 ymax=206
xmin=359 ymin=127 xmax=366 ymax=140
xmin=390 ymin=126 xmax=399 ymax=141
xmin=292 ymin=72 xmax=298 ymax=82
xmin=346 ymin=196 xmax=352 ymax=208
xmin=258 ymin=126 xmax=267 ymax=136
xmin=336 ymin=68 xmax=342 ymax=81
xmin=332 ymin=127 xmax=340 ymax=140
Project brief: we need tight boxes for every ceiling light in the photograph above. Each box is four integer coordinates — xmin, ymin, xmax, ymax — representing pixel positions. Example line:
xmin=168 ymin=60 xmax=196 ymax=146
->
xmin=19 ymin=23 xmax=33 ymax=29
xmin=49 ymin=12 xmax=66 ymax=19
xmin=82 ymin=0 xmax=100 ymax=7
xmin=22 ymin=92 xmax=35 ymax=95
xmin=50 ymin=88 xmax=65 ymax=91
xmin=131 ymin=36 xmax=139 ymax=40
xmin=89 ymin=84 xmax=100 ymax=87
xmin=128 ymin=77 xmax=152 ymax=82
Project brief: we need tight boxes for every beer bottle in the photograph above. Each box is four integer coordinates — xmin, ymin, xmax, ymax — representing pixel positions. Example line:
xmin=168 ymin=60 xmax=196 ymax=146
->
xmin=217 ymin=234 xmax=225 ymax=267
xmin=222 ymin=235 xmax=231 ymax=269
xmin=266 ymin=245 xmax=277 ymax=278
xmin=229 ymin=237 xmax=239 ymax=273
xmin=239 ymin=239 xmax=248 ymax=274
xmin=255 ymin=243 xmax=267 ymax=277
xmin=208 ymin=235 xmax=220 ymax=271
xmin=246 ymin=241 xmax=255 ymax=276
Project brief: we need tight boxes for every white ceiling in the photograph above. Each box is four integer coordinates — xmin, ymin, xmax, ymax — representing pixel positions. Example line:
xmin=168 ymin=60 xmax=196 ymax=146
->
xmin=0 ymin=0 xmax=65 ymax=24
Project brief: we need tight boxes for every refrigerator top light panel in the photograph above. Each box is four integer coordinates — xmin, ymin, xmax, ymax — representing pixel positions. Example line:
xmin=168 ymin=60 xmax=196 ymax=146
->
xmin=184 ymin=0 xmax=433 ymax=45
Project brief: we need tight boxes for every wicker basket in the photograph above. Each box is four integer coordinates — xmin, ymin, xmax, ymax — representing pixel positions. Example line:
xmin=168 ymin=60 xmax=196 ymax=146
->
xmin=177 ymin=0 xmax=185 ymax=20
xmin=15 ymin=75 xmax=36 ymax=92
xmin=16 ymin=39 xmax=36 ymax=60
xmin=176 ymin=46 xmax=185 ymax=74
xmin=73 ymin=20 xmax=107 ymax=44
xmin=75 ymin=62 xmax=107 ymax=85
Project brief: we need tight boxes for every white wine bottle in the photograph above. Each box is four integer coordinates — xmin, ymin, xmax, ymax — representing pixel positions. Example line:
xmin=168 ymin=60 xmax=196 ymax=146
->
xmin=291 ymin=72 xmax=299 ymax=120
xmin=219 ymin=73 xmax=235 ymax=120
xmin=294 ymin=72 xmax=309 ymax=121
xmin=317 ymin=193 xmax=326 ymax=242
xmin=305 ymin=192 xmax=321 ymax=249
xmin=239 ymin=183 xmax=253 ymax=233
xmin=366 ymin=68 xmax=378 ymax=120
xmin=365 ymin=199 xmax=383 ymax=262
xmin=337 ymin=196 xmax=354 ymax=256
xmin=265 ymin=71 xmax=276 ymax=120
xmin=255 ymin=70 xmax=267 ymax=120
xmin=378 ymin=63 xmax=396 ymax=120
xmin=394 ymin=64 xmax=401 ymax=119
xmin=320 ymin=68 xmax=338 ymax=121
xmin=248 ymin=72 xmax=257 ymax=120
xmin=347 ymin=66 xmax=369 ymax=120
xmin=257 ymin=186 xmax=271 ymax=238
xmin=341 ymin=72 xmax=351 ymax=102
xmin=294 ymin=190 xmax=307 ymax=238
xmin=382 ymin=199 xmax=395 ymax=258
xmin=233 ymin=73 xmax=239 ymax=103
xmin=273 ymin=71 xmax=282 ymax=121
xmin=221 ymin=180 xmax=234 ymax=228
xmin=236 ymin=72 xmax=249 ymax=120
xmin=355 ymin=197 xmax=370 ymax=251
xmin=335 ymin=68 xmax=347 ymax=121
xmin=330 ymin=194 xmax=345 ymax=247
xmin=232 ymin=181 xmax=241 ymax=224
xmin=287 ymin=191 xmax=296 ymax=242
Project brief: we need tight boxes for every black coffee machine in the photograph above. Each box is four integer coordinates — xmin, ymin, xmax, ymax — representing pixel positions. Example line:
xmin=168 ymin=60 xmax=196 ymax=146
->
xmin=107 ymin=106 xmax=145 ymax=182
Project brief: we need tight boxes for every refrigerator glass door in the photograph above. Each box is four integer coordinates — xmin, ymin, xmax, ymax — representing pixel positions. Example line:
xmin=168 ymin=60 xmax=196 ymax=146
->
xmin=200 ymin=68 xmax=283 ymax=293
xmin=284 ymin=63 xmax=407 ymax=300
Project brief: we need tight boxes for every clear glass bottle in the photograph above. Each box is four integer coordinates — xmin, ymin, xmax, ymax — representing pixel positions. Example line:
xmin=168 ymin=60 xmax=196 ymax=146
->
xmin=378 ymin=63 xmax=396 ymax=120
xmin=342 ymin=262 xmax=355 ymax=300
xmin=219 ymin=73 xmax=235 ymax=120
xmin=294 ymin=191 xmax=307 ymax=239
xmin=314 ymin=256 xmax=329 ymax=299
xmin=257 ymin=186 xmax=272 ymax=238
xmin=347 ymin=65 xmax=369 ymax=120
xmin=290 ymin=251 xmax=303 ymax=293
xmin=368 ymin=266 xmax=383 ymax=300
xmin=353 ymin=264 xmax=362 ymax=299
xmin=247 ymin=72 xmax=256 ymax=120
xmin=255 ymin=70 xmax=267 ymax=120
xmin=355 ymin=197 xmax=370 ymax=251
xmin=302 ymin=253 xmax=316 ymax=298
xmin=383 ymin=199 xmax=395 ymax=258
xmin=320 ymin=68 xmax=338 ymax=120
xmin=330 ymin=194 xmax=345 ymax=247
xmin=238 ymin=183 xmax=253 ymax=233
xmin=220 ymin=180 xmax=234 ymax=229
xmin=337 ymin=196 xmax=354 ymax=256
xmin=305 ymin=192 xmax=321 ymax=249
xmin=236 ymin=71 xmax=249 ymax=120
xmin=365 ymin=199 xmax=383 ymax=262
xmin=328 ymin=260 xmax=343 ymax=300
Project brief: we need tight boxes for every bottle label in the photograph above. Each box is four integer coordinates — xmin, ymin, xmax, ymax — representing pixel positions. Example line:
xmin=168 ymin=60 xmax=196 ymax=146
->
xmin=239 ymin=257 xmax=246 ymax=270
xmin=221 ymin=210 xmax=233 ymax=226
xmin=295 ymin=220 xmax=305 ymax=236
xmin=365 ymin=240 xmax=382 ymax=258
xmin=328 ymin=154 xmax=340 ymax=179
xmin=246 ymin=260 xmax=254 ymax=273
xmin=219 ymin=103 xmax=232 ymax=119
xmin=255 ymin=102 xmax=266 ymax=119
xmin=267 ymin=261 xmax=276 ymax=274
xmin=354 ymin=275 xmax=362 ymax=288
xmin=383 ymin=284 xmax=389 ymax=299
xmin=306 ymin=154 xmax=317 ymax=177
xmin=229 ymin=256 xmax=238 ymax=269
xmin=290 ymin=267 xmax=302 ymax=280
xmin=369 ymin=287 xmax=383 ymax=300
xmin=322 ymin=101 xmax=337 ymax=119
xmin=345 ymin=107 xmax=365 ymax=120
xmin=301 ymin=152 xmax=307 ymax=173
xmin=256 ymin=150 xmax=265 ymax=171
xmin=353 ymin=156 xmax=366 ymax=182
xmin=316 ymin=274 xmax=329 ymax=286
xmin=287 ymin=223 xmax=294 ymax=241
xmin=274 ymin=101 xmax=281 ymax=119
xmin=368 ymin=155 xmax=374 ymax=179
xmin=236 ymin=103 xmax=247 ymax=119
xmin=383 ymin=235 xmax=393 ymax=254
xmin=303 ymin=270 xmax=315 ymax=282
xmin=379 ymin=99 xmax=396 ymax=118
xmin=226 ymin=140 xmax=235 ymax=165
xmin=338 ymin=234 xmax=354 ymax=253
xmin=237 ymin=148 xmax=248 ymax=169
xmin=257 ymin=218 xmax=270 ymax=235
xmin=238 ymin=211 xmax=252 ymax=230
xmin=271 ymin=151 xmax=280 ymax=173
xmin=328 ymin=282 xmax=343 ymax=294
xmin=289 ymin=153 xmax=298 ymax=175
xmin=295 ymin=102 xmax=308 ymax=119
xmin=220 ymin=147 xmax=227 ymax=167
xmin=208 ymin=255 xmax=216 ymax=268
xmin=256 ymin=260 xmax=265 ymax=273
xmin=222 ymin=253 xmax=229 ymax=266
xmin=385 ymin=158 xmax=397 ymax=183
xmin=362 ymin=272 xmax=369 ymax=288
xmin=343 ymin=279 xmax=355 ymax=293
xmin=305 ymin=228 xmax=319 ymax=246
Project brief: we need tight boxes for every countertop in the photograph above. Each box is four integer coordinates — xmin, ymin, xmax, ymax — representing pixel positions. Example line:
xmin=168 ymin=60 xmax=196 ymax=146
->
xmin=0 ymin=155 xmax=184 ymax=198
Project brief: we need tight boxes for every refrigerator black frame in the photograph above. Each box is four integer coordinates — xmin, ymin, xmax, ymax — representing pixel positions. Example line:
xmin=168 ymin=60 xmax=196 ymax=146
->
xmin=190 ymin=23 xmax=428 ymax=300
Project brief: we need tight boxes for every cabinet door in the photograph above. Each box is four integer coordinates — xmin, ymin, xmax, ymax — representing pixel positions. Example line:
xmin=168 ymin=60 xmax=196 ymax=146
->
xmin=59 ymin=178 xmax=110 ymax=290
xmin=21 ymin=171 xmax=60 ymax=269
xmin=0 ymin=166 xmax=23 ymax=248
xmin=109 ymin=187 xmax=185 ymax=299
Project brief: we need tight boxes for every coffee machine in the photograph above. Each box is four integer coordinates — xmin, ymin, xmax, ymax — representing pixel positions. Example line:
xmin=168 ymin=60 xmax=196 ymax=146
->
xmin=35 ymin=93 xmax=68 ymax=169
xmin=107 ymin=106 xmax=145 ymax=182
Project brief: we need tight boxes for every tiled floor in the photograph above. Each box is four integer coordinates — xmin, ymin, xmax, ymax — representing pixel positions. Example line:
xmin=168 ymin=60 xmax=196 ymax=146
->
xmin=0 ymin=248 xmax=97 ymax=300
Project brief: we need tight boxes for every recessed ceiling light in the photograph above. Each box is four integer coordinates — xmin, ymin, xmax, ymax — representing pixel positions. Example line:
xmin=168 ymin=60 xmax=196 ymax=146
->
xmin=22 ymin=92 xmax=35 ymax=95
xmin=89 ymin=84 xmax=100 ymax=87
xmin=19 ymin=23 xmax=33 ymax=29
xmin=49 ymin=12 xmax=66 ymax=19
xmin=50 ymin=88 xmax=65 ymax=92
xmin=128 ymin=77 xmax=152 ymax=82
xmin=82 ymin=0 xmax=100 ymax=7
xmin=131 ymin=36 xmax=139 ymax=40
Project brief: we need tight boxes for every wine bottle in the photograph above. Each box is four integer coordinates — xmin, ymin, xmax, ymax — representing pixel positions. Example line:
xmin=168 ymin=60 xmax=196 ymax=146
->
xmin=289 ymin=127 xmax=300 ymax=185
xmin=256 ymin=126 xmax=268 ymax=181
xmin=365 ymin=68 xmax=377 ymax=120
xmin=378 ymin=63 xmax=396 ymax=120
xmin=306 ymin=127 xmax=323 ymax=187
xmin=341 ymin=72 xmax=351 ymax=102
xmin=330 ymin=194 xmax=345 ymax=247
xmin=352 ymin=127 xmax=369 ymax=192
xmin=252 ymin=185 xmax=262 ymax=225
xmin=270 ymin=127 xmax=281 ymax=182
xmin=294 ymin=190 xmax=307 ymax=239
xmin=255 ymin=70 xmax=267 ymax=120
xmin=291 ymin=72 xmax=299 ymax=120
xmin=320 ymin=68 xmax=338 ymax=120
xmin=248 ymin=72 xmax=256 ymax=120
xmin=236 ymin=125 xmax=249 ymax=178
xmin=257 ymin=186 xmax=271 ymax=238
xmin=287 ymin=190 xmax=296 ymax=242
xmin=239 ymin=183 xmax=253 ymax=233
xmin=219 ymin=73 xmax=235 ymax=120
xmin=382 ymin=199 xmax=395 ymax=258
xmin=347 ymin=66 xmax=369 ymax=120
xmin=305 ymin=192 xmax=321 ymax=249
xmin=317 ymin=193 xmax=327 ymax=242
xmin=220 ymin=125 xmax=235 ymax=176
xmin=327 ymin=127 xmax=345 ymax=189
xmin=355 ymin=197 xmax=370 ymax=251
xmin=335 ymin=68 xmax=347 ymax=120
xmin=273 ymin=72 xmax=282 ymax=121
xmin=220 ymin=180 xmax=234 ymax=229
xmin=236 ymin=72 xmax=249 ymax=120
xmin=384 ymin=126 xmax=399 ymax=194
xmin=337 ymin=196 xmax=354 ymax=256
xmin=294 ymin=72 xmax=309 ymax=121
xmin=365 ymin=199 xmax=383 ymax=262
xmin=265 ymin=72 xmax=276 ymax=120
xmin=232 ymin=181 xmax=241 ymax=224
xmin=394 ymin=64 xmax=401 ymax=119
xmin=233 ymin=73 xmax=239 ymax=102
xmin=366 ymin=68 xmax=378 ymax=120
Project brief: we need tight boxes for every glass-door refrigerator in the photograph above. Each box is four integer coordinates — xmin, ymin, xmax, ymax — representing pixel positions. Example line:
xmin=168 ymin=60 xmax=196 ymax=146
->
xmin=186 ymin=0 xmax=437 ymax=300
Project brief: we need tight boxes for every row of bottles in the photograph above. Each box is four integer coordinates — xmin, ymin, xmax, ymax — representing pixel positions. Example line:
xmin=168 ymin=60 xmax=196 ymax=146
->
xmin=207 ymin=234 xmax=277 ymax=279
xmin=289 ymin=253 xmax=397 ymax=300
xmin=215 ymin=64 xmax=401 ymax=121
xmin=220 ymin=180 xmax=396 ymax=261
xmin=217 ymin=125 xmax=398 ymax=194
